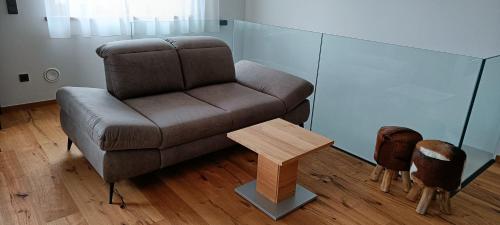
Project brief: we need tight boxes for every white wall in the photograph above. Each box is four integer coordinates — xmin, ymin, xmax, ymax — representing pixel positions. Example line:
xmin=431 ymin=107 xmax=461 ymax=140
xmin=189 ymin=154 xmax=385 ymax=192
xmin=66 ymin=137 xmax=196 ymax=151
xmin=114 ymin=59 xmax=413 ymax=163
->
xmin=220 ymin=0 xmax=245 ymax=20
xmin=245 ymin=0 xmax=500 ymax=58
xmin=0 ymin=0 xmax=245 ymax=107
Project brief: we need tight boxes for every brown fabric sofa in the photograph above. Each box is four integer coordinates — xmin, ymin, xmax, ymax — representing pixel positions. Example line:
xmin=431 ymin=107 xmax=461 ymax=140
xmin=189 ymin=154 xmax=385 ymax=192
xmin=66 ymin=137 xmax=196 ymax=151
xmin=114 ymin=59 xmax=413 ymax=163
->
xmin=56 ymin=36 xmax=313 ymax=203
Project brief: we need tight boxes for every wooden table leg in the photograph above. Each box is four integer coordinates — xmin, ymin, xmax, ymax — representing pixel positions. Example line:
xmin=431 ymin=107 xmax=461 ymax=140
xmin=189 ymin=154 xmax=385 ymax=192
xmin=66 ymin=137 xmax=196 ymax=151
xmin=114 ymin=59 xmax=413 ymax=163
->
xmin=256 ymin=155 xmax=298 ymax=203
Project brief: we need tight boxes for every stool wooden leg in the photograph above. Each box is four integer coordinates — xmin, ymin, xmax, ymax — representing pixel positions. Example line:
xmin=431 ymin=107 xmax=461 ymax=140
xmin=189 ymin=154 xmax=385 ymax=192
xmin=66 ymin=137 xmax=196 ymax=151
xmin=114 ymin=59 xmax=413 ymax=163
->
xmin=406 ymin=184 xmax=422 ymax=202
xmin=432 ymin=190 xmax=438 ymax=200
xmin=435 ymin=189 xmax=443 ymax=204
xmin=401 ymin=171 xmax=411 ymax=193
xmin=439 ymin=190 xmax=451 ymax=214
xmin=416 ymin=186 xmax=435 ymax=215
xmin=407 ymin=175 xmax=423 ymax=201
xmin=393 ymin=172 xmax=399 ymax=180
xmin=380 ymin=169 xmax=396 ymax=193
xmin=370 ymin=165 xmax=384 ymax=181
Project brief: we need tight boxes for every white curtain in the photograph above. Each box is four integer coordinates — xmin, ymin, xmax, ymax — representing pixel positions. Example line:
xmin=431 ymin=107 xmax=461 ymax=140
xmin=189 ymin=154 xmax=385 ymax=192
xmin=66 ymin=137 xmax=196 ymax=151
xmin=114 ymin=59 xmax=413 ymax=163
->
xmin=44 ymin=0 xmax=220 ymax=38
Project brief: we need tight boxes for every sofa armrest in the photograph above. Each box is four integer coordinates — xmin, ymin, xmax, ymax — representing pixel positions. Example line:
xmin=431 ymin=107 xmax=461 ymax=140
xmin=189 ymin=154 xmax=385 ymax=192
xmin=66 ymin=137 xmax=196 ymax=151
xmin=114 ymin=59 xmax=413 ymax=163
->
xmin=235 ymin=60 xmax=314 ymax=111
xmin=56 ymin=87 xmax=161 ymax=151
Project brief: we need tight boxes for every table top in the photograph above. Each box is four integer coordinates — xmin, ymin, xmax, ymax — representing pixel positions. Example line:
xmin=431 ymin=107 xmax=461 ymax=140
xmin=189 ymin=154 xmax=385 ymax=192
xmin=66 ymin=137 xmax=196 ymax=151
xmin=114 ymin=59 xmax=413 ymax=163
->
xmin=227 ymin=119 xmax=333 ymax=165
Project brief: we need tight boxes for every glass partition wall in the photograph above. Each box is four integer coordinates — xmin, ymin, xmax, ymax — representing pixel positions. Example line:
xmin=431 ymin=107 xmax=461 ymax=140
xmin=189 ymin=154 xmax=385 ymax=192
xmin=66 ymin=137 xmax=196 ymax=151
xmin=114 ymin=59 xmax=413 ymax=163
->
xmin=312 ymin=35 xmax=485 ymax=180
xmin=460 ymin=55 xmax=500 ymax=183
xmin=233 ymin=21 xmax=322 ymax=129
xmin=131 ymin=20 xmax=498 ymax=186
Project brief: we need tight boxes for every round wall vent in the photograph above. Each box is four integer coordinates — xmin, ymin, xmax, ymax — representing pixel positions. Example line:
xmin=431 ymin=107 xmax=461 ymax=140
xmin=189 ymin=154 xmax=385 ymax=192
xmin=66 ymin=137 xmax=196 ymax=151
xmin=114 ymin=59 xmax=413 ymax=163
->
xmin=43 ymin=68 xmax=61 ymax=83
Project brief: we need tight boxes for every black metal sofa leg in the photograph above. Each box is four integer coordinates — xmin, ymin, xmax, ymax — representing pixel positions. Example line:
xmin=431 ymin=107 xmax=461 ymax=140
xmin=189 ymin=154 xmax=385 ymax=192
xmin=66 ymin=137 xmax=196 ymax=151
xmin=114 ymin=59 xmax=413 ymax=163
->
xmin=109 ymin=182 xmax=115 ymax=204
xmin=66 ymin=138 xmax=115 ymax=205
xmin=67 ymin=138 xmax=73 ymax=151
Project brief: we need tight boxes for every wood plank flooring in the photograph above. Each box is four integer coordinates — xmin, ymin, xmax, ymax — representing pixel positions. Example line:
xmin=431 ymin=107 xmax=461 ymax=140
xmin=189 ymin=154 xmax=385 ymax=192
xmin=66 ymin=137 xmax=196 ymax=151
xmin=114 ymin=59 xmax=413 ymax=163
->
xmin=0 ymin=103 xmax=499 ymax=225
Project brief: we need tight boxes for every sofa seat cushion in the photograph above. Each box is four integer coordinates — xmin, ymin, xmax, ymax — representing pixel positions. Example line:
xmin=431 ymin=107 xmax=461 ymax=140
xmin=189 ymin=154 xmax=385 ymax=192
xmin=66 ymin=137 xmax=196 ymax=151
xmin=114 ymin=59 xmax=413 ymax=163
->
xmin=186 ymin=83 xmax=286 ymax=129
xmin=124 ymin=92 xmax=233 ymax=149
xmin=57 ymin=87 xmax=163 ymax=151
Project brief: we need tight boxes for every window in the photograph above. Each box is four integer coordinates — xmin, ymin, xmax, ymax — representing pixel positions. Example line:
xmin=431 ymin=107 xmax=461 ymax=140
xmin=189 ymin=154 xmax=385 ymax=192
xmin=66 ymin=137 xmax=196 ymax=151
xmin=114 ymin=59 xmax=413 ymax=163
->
xmin=44 ymin=0 xmax=220 ymax=38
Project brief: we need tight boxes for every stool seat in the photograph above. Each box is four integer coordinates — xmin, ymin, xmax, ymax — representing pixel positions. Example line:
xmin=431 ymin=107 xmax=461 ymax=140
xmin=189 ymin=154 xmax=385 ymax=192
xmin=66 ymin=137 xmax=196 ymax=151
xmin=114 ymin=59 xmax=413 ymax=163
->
xmin=406 ymin=140 xmax=466 ymax=215
xmin=370 ymin=126 xmax=422 ymax=193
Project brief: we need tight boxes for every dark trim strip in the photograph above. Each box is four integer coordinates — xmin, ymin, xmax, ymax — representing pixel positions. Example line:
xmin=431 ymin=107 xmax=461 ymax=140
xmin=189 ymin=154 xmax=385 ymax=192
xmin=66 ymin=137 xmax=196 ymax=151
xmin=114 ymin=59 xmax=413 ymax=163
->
xmin=309 ymin=33 xmax=324 ymax=131
xmin=452 ymin=159 xmax=495 ymax=197
xmin=458 ymin=59 xmax=486 ymax=148
xmin=484 ymin=54 xmax=500 ymax=60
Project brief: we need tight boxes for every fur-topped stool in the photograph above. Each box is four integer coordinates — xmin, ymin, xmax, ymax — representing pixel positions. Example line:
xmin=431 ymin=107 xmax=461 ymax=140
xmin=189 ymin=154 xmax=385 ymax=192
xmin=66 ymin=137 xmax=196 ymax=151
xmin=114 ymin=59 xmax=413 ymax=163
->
xmin=406 ymin=140 xmax=466 ymax=215
xmin=370 ymin=126 xmax=423 ymax=193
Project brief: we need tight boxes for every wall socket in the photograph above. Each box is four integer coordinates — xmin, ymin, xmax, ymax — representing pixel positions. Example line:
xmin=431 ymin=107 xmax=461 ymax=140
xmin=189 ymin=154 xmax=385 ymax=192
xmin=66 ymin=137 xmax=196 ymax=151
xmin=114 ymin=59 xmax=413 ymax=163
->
xmin=19 ymin=73 xmax=29 ymax=82
xmin=6 ymin=0 xmax=19 ymax=14
xmin=219 ymin=19 xmax=228 ymax=26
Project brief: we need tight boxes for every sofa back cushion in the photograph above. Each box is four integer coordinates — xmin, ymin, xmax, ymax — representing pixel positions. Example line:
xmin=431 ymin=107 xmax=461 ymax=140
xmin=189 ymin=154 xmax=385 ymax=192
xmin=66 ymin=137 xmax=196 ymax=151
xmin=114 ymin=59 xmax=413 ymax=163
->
xmin=96 ymin=38 xmax=184 ymax=99
xmin=167 ymin=36 xmax=235 ymax=89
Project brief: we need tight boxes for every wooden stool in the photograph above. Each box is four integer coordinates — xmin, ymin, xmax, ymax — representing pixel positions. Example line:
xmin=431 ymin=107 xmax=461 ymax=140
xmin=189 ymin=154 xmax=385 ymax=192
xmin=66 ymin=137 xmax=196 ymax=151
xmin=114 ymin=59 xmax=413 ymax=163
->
xmin=406 ymin=140 xmax=466 ymax=215
xmin=370 ymin=126 xmax=422 ymax=193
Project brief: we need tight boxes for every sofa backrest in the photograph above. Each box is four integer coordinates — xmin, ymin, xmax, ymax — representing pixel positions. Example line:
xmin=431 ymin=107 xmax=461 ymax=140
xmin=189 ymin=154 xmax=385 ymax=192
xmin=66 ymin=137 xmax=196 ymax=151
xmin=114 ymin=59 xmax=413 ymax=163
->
xmin=96 ymin=38 xmax=184 ymax=100
xmin=167 ymin=36 xmax=236 ymax=89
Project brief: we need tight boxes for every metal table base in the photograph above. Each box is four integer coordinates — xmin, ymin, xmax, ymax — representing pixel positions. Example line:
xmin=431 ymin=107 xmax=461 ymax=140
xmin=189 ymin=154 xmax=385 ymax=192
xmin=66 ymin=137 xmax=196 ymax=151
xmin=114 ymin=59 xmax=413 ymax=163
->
xmin=235 ymin=180 xmax=317 ymax=220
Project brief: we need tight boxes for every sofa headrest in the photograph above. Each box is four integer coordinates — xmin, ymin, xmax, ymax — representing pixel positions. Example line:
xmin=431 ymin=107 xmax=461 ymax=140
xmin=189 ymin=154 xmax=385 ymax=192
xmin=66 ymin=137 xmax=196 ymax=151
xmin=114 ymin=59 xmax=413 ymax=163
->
xmin=96 ymin=38 xmax=184 ymax=100
xmin=166 ymin=36 xmax=235 ymax=89
xmin=96 ymin=38 xmax=175 ymax=58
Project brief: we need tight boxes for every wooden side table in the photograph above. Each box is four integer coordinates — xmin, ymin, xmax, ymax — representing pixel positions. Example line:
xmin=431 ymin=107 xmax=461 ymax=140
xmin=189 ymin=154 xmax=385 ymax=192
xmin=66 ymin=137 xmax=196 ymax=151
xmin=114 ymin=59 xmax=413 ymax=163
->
xmin=228 ymin=119 xmax=333 ymax=220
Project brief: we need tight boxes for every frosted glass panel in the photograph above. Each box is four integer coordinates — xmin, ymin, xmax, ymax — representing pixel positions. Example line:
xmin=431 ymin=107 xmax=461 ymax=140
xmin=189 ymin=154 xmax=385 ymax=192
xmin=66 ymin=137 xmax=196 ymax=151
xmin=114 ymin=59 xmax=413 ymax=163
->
xmin=233 ymin=21 xmax=322 ymax=129
xmin=131 ymin=20 xmax=235 ymax=50
xmin=461 ymin=56 xmax=500 ymax=177
xmin=312 ymin=35 xmax=483 ymax=163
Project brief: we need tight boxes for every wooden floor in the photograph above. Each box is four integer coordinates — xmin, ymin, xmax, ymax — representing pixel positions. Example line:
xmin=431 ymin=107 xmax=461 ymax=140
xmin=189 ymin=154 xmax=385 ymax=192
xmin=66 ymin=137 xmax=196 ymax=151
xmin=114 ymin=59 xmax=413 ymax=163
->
xmin=0 ymin=103 xmax=499 ymax=225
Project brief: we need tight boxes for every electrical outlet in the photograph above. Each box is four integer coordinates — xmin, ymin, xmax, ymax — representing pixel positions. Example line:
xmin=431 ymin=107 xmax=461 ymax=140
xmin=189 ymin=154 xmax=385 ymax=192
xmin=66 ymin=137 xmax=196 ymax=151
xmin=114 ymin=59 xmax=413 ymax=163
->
xmin=219 ymin=19 xmax=228 ymax=26
xmin=6 ymin=0 xmax=19 ymax=14
xmin=19 ymin=74 xmax=29 ymax=82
